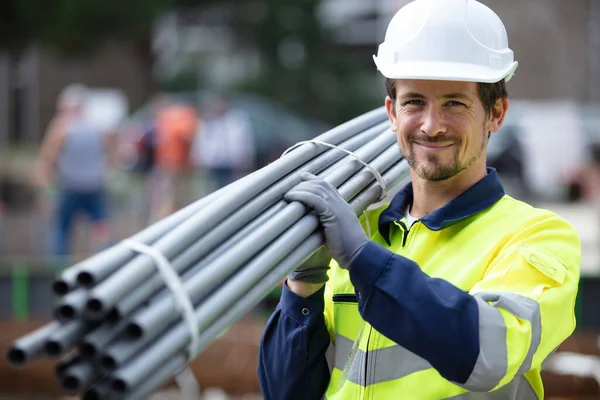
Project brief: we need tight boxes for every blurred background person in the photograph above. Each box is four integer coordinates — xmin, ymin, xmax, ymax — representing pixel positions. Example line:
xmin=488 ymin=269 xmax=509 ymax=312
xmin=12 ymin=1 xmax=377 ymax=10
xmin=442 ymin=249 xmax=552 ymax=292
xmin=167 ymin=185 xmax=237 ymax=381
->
xmin=33 ymin=83 xmax=114 ymax=258
xmin=133 ymin=93 xmax=167 ymax=224
xmin=135 ymin=93 xmax=167 ymax=178
xmin=191 ymin=95 xmax=256 ymax=191
xmin=149 ymin=98 xmax=199 ymax=222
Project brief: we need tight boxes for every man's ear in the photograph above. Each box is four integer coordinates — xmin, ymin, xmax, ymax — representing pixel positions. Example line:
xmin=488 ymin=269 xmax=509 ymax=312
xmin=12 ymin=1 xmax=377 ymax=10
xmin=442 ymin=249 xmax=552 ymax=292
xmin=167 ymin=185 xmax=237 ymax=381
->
xmin=385 ymin=96 xmax=397 ymax=131
xmin=487 ymin=97 xmax=509 ymax=133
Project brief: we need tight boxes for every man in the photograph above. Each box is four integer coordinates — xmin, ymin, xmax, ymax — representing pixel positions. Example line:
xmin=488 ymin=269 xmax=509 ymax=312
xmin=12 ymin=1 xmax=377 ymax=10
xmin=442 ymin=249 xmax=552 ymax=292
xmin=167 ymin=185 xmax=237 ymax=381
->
xmin=191 ymin=96 xmax=256 ymax=190
xmin=35 ymin=83 xmax=113 ymax=256
xmin=257 ymin=0 xmax=581 ymax=399
xmin=149 ymin=100 xmax=198 ymax=221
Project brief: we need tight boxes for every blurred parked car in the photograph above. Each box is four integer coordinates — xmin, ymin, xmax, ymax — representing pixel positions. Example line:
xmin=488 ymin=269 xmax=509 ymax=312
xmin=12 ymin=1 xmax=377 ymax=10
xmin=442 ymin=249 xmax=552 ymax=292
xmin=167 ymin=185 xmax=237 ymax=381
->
xmin=487 ymin=100 xmax=596 ymax=203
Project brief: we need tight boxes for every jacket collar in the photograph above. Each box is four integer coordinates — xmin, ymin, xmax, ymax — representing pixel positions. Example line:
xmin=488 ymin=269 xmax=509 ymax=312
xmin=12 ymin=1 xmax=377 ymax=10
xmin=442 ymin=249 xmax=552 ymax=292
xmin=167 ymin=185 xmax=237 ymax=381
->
xmin=378 ymin=168 xmax=505 ymax=245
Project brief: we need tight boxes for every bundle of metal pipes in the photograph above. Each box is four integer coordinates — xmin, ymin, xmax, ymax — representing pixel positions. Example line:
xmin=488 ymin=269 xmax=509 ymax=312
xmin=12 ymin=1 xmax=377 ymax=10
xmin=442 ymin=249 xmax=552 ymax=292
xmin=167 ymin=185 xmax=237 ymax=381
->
xmin=6 ymin=107 xmax=411 ymax=399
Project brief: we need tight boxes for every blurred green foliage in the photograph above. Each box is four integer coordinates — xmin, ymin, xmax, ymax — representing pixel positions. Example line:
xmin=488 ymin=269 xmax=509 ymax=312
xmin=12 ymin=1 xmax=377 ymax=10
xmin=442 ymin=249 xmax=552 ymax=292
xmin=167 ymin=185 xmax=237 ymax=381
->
xmin=0 ymin=0 xmax=169 ymax=53
xmin=232 ymin=0 xmax=383 ymax=124
xmin=0 ymin=0 xmax=383 ymax=124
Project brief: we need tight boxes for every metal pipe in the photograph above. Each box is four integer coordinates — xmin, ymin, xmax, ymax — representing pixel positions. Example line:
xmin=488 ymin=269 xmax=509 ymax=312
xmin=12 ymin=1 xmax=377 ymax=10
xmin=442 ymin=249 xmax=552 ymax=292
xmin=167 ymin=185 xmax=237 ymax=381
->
xmin=188 ymin=152 xmax=404 ymax=336
xmin=6 ymin=322 xmax=60 ymax=366
xmin=60 ymin=359 xmax=100 ymax=394
xmin=125 ymin=130 xmax=395 ymax=341
xmin=107 ymin=124 xmax=385 ymax=321
xmin=5 ymin=106 xmax=405 ymax=399
xmin=189 ymin=162 xmax=410 ymax=357
xmin=82 ymin=379 xmax=112 ymax=400
xmin=54 ymin=288 xmax=88 ymax=322
xmin=121 ymin=354 xmax=187 ymax=400
xmin=84 ymin=109 xmax=387 ymax=317
xmin=102 ymin=161 xmax=403 ymax=380
xmin=109 ymin=155 xmax=409 ymax=394
xmin=79 ymin=319 xmax=130 ymax=358
xmin=142 ymin=147 xmax=362 ymax=301
xmin=99 ymin=319 xmax=176 ymax=371
xmin=109 ymin=232 xmax=327 ymax=394
xmin=106 ymin=200 xmax=321 ymax=369
xmin=102 ymin=147 xmax=401 ymax=370
xmin=115 ymin=124 xmax=387 ymax=324
xmin=52 ymin=267 xmax=81 ymax=296
xmin=44 ymin=321 xmax=95 ymax=359
xmin=55 ymin=352 xmax=81 ymax=378
xmin=110 ymin=201 xmax=285 ymax=322
xmin=191 ymin=215 xmax=320 ymax=333
xmin=73 ymin=181 xmax=228 ymax=289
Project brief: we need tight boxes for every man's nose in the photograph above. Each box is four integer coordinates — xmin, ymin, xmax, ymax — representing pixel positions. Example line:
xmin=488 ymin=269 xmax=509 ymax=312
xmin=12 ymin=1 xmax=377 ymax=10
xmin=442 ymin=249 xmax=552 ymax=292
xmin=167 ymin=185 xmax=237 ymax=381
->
xmin=420 ymin=106 xmax=447 ymax=137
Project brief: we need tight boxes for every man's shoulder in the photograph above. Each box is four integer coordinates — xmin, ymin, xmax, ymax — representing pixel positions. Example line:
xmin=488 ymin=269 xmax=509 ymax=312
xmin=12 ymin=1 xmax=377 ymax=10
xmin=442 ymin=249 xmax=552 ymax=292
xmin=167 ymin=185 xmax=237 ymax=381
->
xmin=490 ymin=195 xmax=578 ymax=235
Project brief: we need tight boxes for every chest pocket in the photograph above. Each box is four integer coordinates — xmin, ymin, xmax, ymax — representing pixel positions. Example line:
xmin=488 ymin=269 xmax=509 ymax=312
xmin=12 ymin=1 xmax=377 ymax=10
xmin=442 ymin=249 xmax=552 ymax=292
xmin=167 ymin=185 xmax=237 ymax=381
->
xmin=332 ymin=293 xmax=362 ymax=343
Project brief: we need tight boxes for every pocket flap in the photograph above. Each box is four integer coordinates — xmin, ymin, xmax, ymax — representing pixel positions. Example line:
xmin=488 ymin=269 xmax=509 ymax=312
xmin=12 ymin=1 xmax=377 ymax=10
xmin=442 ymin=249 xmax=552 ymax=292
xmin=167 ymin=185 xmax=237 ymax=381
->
xmin=519 ymin=244 xmax=567 ymax=284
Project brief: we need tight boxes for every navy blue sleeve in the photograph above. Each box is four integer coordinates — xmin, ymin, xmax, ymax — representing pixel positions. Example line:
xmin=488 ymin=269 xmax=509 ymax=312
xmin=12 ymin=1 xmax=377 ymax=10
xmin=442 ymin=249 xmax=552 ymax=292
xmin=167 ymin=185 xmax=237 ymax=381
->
xmin=257 ymin=281 xmax=331 ymax=400
xmin=348 ymin=241 xmax=480 ymax=384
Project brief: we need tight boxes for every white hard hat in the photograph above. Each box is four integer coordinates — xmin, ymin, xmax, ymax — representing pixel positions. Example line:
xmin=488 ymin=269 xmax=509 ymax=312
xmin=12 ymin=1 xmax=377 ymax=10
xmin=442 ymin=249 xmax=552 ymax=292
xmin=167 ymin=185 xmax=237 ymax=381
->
xmin=373 ymin=0 xmax=518 ymax=83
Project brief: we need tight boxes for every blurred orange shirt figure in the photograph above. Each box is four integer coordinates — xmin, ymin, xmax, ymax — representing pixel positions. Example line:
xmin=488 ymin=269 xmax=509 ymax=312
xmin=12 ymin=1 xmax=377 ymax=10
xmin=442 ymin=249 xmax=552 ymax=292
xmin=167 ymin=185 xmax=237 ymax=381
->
xmin=149 ymin=103 xmax=199 ymax=221
xmin=155 ymin=104 xmax=198 ymax=172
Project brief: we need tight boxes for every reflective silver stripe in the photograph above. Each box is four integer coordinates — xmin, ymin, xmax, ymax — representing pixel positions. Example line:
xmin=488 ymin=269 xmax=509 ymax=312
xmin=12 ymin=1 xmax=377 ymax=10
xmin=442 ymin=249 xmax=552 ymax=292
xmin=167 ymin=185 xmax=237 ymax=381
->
xmin=464 ymin=296 xmax=507 ymax=391
xmin=332 ymin=293 xmax=541 ymax=391
xmin=333 ymin=333 xmax=431 ymax=386
xmin=333 ymin=333 xmax=354 ymax=377
xmin=463 ymin=292 xmax=542 ymax=391
xmin=367 ymin=342 xmax=431 ymax=385
xmin=445 ymin=375 xmax=539 ymax=399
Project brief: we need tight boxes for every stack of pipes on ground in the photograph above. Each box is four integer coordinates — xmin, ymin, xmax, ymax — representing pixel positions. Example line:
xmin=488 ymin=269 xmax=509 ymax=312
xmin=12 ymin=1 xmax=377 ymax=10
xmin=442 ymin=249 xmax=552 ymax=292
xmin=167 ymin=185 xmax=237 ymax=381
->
xmin=6 ymin=107 xmax=411 ymax=400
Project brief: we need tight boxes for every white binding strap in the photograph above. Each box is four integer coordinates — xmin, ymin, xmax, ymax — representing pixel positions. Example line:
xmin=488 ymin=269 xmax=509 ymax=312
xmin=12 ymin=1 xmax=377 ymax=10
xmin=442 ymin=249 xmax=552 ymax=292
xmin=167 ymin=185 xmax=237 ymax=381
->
xmin=121 ymin=239 xmax=200 ymax=360
xmin=282 ymin=139 xmax=388 ymax=202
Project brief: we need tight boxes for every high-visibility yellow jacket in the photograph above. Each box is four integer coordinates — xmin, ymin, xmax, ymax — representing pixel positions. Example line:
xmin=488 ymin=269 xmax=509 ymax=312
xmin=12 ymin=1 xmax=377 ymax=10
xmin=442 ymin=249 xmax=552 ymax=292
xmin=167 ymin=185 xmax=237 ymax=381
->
xmin=258 ymin=169 xmax=580 ymax=400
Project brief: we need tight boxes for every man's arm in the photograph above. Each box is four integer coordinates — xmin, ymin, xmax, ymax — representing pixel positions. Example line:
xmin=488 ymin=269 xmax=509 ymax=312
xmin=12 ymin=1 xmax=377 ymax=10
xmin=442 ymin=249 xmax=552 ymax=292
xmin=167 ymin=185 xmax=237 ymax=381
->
xmin=103 ymin=129 xmax=119 ymax=167
xmin=349 ymin=214 xmax=580 ymax=391
xmin=34 ymin=117 xmax=66 ymax=188
xmin=258 ymin=282 xmax=332 ymax=400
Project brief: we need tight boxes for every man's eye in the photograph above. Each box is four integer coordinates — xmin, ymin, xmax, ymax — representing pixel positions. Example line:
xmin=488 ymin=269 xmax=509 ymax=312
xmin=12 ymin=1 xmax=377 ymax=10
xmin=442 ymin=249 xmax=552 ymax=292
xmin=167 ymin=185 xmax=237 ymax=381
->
xmin=446 ymin=101 xmax=465 ymax=107
xmin=404 ymin=100 xmax=424 ymax=106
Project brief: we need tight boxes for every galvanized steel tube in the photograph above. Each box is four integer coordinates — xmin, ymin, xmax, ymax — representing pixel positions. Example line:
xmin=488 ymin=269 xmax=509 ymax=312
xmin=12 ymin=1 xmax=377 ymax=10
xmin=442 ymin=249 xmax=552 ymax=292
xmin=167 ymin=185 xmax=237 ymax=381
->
xmin=6 ymin=322 xmax=61 ymax=366
xmin=125 ymin=130 xmax=395 ymax=341
xmin=108 ymin=123 xmax=386 ymax=322
xmin=83 ymin=108 xmax=387 ymax=317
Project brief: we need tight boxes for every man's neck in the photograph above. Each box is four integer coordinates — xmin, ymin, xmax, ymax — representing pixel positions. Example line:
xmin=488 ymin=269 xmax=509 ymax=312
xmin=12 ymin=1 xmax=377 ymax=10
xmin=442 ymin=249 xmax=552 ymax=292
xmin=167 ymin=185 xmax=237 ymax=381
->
xmin=409 ymin=166 xmax=487 ymax=219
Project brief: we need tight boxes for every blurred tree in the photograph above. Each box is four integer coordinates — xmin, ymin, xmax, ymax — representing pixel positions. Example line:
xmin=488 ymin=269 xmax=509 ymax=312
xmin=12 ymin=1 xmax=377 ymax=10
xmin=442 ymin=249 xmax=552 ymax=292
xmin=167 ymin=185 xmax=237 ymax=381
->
xmin=232 ymin=0 xmax=382 ymax=124
xmin=0 ymin=0 xmax=382 ymax=124
xmin=0 ymin=0 xmax=243 ymax=54
xmin=0 ymin=0 xmax=170 ymax=54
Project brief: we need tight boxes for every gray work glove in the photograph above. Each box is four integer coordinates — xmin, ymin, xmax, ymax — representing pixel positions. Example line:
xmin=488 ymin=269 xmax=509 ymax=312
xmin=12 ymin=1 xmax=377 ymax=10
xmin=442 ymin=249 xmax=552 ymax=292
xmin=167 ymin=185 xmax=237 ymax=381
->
xmin=284 ymin=172 xmax=369 ymax=270
xmin=287 ymin=245 xmax=332 ymax=283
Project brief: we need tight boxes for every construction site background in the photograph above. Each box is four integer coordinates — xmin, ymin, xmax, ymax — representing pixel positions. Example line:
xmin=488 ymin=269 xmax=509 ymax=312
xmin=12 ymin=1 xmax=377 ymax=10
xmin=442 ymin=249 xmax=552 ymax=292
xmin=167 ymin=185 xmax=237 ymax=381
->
xmin=0 ymin=0 xmax=599 ymax=399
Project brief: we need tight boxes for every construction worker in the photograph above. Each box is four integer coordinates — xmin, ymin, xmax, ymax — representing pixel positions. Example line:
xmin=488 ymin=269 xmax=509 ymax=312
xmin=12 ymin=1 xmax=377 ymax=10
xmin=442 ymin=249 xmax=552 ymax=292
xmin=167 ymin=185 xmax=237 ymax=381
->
xmin=258 ymin=0 xmax=580 ymax=399
xmin=34 ymin=83 xmax=114 ymax=257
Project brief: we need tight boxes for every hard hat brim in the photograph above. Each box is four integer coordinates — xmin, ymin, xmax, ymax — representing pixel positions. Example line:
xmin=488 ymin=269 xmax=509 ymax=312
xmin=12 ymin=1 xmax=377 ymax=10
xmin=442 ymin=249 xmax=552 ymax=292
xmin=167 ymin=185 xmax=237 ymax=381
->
xmin=373 ymin=57 xmax=518 ymax=83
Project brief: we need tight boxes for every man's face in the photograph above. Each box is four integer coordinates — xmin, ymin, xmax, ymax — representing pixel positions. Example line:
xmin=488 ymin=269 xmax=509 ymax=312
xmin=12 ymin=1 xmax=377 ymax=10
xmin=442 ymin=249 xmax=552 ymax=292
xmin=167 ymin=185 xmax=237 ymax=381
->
xmin=385 ymin=79 xmax=506 ymax=182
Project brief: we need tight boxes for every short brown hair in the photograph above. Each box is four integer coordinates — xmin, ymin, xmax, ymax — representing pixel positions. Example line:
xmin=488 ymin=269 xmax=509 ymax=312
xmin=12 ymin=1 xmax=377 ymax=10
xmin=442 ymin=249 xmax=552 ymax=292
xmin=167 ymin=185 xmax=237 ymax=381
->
xmin=385 ymin=78 xmax=507 ymax=115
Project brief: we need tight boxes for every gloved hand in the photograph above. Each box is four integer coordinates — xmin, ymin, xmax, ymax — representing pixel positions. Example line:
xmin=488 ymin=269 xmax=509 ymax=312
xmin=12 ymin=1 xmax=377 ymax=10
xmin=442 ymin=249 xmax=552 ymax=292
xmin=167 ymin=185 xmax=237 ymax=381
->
xmin=284 ymin=172 xmax=369 ymax=270
xmin=288 ymin=246 xmax=332 ymax=283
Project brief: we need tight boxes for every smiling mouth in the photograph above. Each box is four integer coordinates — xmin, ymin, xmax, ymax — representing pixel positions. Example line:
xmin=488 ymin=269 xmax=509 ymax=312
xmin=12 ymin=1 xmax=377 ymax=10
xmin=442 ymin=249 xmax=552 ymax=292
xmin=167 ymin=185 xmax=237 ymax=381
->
xmin=415 ymin=142 xmax=454 ymax=149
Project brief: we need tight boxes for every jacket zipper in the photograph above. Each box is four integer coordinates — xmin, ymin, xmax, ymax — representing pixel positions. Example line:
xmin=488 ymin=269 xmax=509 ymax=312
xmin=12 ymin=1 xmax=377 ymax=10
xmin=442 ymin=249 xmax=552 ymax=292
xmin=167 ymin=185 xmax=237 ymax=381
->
xmin=363 ymin=219 xmax=411 ymax=398
xmin=363 ymin=326 xmax=373 ymax=397
xmin=394 ymin=220 xmax=410 ymax=247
